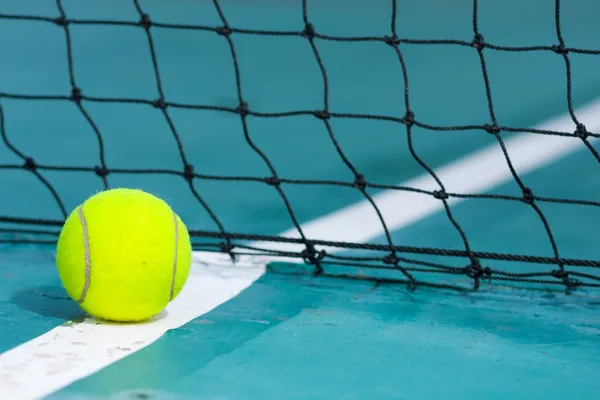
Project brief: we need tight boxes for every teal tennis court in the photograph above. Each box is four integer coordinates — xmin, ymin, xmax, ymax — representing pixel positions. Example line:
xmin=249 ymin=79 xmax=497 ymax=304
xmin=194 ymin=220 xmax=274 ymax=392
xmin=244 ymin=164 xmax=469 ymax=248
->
xmin=1 ymin=1 xmax=600 ymax=399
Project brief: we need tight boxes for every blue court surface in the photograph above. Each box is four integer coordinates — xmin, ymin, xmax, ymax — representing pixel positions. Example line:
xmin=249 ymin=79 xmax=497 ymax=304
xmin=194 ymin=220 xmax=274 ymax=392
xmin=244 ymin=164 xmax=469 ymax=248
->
xmin=1 ymin=1 xmax=600 ymax=399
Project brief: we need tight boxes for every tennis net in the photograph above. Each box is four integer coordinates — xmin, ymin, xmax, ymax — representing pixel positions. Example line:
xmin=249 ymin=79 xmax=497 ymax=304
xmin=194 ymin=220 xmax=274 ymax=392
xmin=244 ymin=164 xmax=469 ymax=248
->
xmin=1 ymin=0 xmax=600 ymax=294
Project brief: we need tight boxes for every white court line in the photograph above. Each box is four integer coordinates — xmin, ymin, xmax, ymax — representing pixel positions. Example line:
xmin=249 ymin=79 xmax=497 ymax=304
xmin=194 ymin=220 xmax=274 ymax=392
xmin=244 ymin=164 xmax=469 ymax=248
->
xmin=0 ymin=256 xmax=267 ymax=400
xmin=1 ymin=99 xmax=600 ymax=399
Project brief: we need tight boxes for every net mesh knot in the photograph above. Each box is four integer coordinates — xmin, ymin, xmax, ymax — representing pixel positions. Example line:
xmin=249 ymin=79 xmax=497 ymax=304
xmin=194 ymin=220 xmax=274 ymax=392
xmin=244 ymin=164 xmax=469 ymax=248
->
xmin=383 ymin=253 xmax=400 ymax=265
xmin=139 ymin=13 xmax=151 ymax=29
xmin=522 ymin=187 xmax=535 ymax=204
xmin=216 ymin=26 xmax=232 ymax=37
xmin=384 ymin=35 xmax=400 ymax=47
xmin=471 ymin=34 xmax=485 ymax=50
xmin=301 ymin=244 xmax=326 ymax=265
xmin=402 ymin=111 xmax=415 ymax=127
xmin=353 ymin=173 xmax=366 ymax=190
xmin=552 ymin=44 xmax=568 ymax=55
xmin=23 ymin=157 xmax=37 ymax=172
xmin=551 ymin=269 xmax=579 ymax=293
xmin=484 ymin=123 xmax=500 ymax=134
xmin=152 ymin=98 xmax=167 ymax=109
xmin=183 ymin=164 xmax=195 ymax=182
xmin=236 ymin=102 xmax=249 ymax=117
xmin=575 ymin=123 xmax=589 ymax=140
xmin=464 ymin=261 xmax=491 ymax=280
xmin=551 ymin=269 xmax=568 ymax=279
xmin=53 ymin=16 xmax=68 ymax=26
xmin=70 ymin=87 xmax=82 ymax=104
xmin=265 ymin=176 xmax=280 ymax=186
xmin=94 ymin=166 xmax=109 ymax=178
xmin=433 ymin=190 xmax=448 ymax=200
xmin=302 ymin=23 xmax=316 ymax=39
xmin=314 ymin=110 xmax=330 ymax=120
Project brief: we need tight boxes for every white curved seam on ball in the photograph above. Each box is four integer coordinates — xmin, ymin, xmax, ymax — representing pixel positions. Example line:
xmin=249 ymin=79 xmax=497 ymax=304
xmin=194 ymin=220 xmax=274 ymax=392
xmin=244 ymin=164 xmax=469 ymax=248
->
xmin=77 ymin=206 xmax=92 ymax=304
xmin=170 ymin=212 xmax=179 ymax=301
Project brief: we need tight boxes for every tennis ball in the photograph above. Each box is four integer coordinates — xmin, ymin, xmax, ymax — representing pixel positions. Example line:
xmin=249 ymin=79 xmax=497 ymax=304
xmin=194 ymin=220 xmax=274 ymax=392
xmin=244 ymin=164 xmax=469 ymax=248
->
xmin=55 ymin=188 xmax=192 ymax=322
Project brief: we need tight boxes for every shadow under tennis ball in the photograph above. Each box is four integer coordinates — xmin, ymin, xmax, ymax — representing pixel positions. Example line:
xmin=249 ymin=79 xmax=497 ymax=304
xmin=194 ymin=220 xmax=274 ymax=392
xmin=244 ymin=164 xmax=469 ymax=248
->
xmin=10 ymin=284 xmax=83 ymax=321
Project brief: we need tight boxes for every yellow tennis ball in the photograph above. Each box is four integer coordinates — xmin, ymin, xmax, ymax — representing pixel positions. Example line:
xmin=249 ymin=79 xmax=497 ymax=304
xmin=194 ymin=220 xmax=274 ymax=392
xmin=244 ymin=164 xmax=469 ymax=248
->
xmin=55 ymin=188 xmax=192 ymax=322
